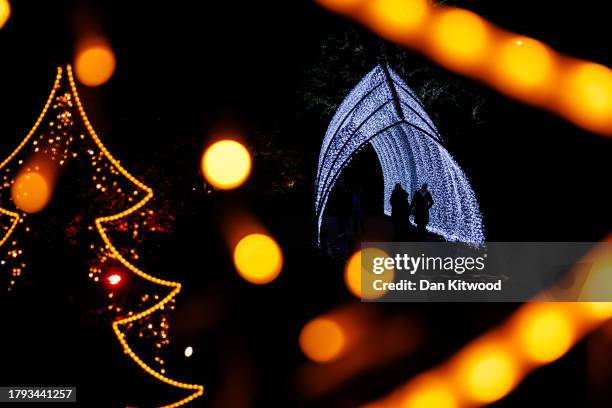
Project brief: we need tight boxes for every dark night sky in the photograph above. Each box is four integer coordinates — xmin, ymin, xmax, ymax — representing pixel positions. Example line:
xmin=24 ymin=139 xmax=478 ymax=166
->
xmin=0 ymin=1 xmax=610 ymax=407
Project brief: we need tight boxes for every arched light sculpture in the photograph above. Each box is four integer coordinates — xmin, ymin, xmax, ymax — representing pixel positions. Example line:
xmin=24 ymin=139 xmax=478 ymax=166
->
xmin=315 ymin=65 xmax=484 ymax=244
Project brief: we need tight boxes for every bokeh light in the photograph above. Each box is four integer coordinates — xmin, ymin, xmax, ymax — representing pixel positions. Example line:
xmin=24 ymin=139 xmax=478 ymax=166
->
xmin=561 ymin=62 xmax=612 ymax=134
xmin=494 ymin=36 xmax=554 ymax=96
xmin=513 ymin=304 xmax=574 ymax=363
xmin=184 ymin=346 xmax=194 ymax=358
xmin=233 ymin=233 xmax=283 ymax=284
xmin=366 ymin=241 xmax=612 ymax=407
xmin=429 ymin=8 xmax=490 ymax=70
xmin=299 ymin=317 xmax=346 ymax=363
xmin=202 ymin=140 xmax=252 ymax=190
xmin=345 ymin=248 xmax=394 ymax=300
xmin=365 ymin=0 xmax=429 ymax=40
xmin=11 ymin=171 xmax=51 ymax=213
xmin=0 ymin=0 xmax=10 ymax=29
xmin=402 ymin=375 xmax=457 ymax=408
xmin=75 ymin=38 xmax=116 ymax=86
xmin=458 ymin=342 xmax=518 ymax=403
xmin=318 ymin=1 xmax=612 ymax=135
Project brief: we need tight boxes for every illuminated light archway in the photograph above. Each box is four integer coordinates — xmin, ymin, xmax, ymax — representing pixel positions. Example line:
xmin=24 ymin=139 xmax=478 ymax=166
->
xmin=315 ymin=65 xmax=484 ymax=244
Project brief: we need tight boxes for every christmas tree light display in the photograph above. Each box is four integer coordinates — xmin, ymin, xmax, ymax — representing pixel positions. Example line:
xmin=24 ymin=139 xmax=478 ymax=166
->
xmin=0 ymin=66 xmax=203 ymax=407
xmin=315 ymin=64 xmax=484 ymax=244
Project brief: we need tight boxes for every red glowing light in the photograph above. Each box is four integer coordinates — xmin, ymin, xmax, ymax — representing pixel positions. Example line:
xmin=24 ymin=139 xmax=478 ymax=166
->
xmin=107 ymin=273 xmax=122 ymax=286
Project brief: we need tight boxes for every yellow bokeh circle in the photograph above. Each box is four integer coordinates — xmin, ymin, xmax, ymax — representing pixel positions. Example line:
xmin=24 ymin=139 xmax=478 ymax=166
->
xmin=495 ymin=37 xmax=554 ymax=94
xmin=345 ymin=248 xmax=394 ymax=300
xmin=75 ymin=43 xmax=116 ymax=87
xmin=299 ymin=317 xmax=346 ymax=363
xmin=233 ymin=233 xmax=283 ymax=284
xmin=366 ymin=0 xmax=429 ymax=39
xmin=561 ymin=62 xmax=612 ymax=133
xmin=458 ymin=343 xmax=518 ymax=403
xmin=202 ymin=140 xmax=252 ymax=190
xmin=11 ymin=172 xmax=51 ymax=213
xmin=429 ymin=8 xmax=490 ymax=69
xmin=514 ymin=304 xmax=574 ymax=363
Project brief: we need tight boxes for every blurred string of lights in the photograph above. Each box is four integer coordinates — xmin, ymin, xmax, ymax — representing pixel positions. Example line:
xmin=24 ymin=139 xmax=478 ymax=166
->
xmin=0 ymin=66 xmax=203 ymax=407
xmin=317 ymin=0 xmax=612 ymax=136
xmin=315 ymin=64 xmax=483 ymax=245
xmin=361 ymin=242 xmax=612 ymax=408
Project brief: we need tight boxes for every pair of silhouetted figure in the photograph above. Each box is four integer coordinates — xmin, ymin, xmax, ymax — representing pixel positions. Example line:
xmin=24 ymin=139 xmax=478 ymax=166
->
xmin=390 ymin=183 xmax=434 ymax=240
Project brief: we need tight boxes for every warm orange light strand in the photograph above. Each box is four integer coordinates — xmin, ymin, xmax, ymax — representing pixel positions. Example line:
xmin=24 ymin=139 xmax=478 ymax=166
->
xmin=362 ymin=244 xmax=612 ymax=408
xmin=66 ymin=65 xmax=204 ymax=407
xmin=317 ymin=0 xmax=612 ymax=136
xmin=0 ymin=66 xmax=204 ymax=407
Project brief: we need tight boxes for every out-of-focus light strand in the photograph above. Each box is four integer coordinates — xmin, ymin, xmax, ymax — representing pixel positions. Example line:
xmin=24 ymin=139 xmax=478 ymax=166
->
xmin=363 ymin=240 xmax=612 ymax=407
xmin=317 ymin=0 xmax=612 ymax=136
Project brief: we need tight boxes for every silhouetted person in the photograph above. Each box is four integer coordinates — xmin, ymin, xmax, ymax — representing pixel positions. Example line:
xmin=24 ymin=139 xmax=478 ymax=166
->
xmin=390 ymin=183 xmax=410 ymax=240
xmin=410 ymin=183 xmax=434 ymax=238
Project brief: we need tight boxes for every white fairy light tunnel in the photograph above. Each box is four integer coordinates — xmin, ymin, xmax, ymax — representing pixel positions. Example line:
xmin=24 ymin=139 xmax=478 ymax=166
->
xmin=315 ymin=65 xmax=484 ymax=245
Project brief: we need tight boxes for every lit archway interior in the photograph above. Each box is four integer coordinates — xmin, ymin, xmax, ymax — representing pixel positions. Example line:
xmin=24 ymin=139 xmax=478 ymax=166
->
xmin=315 ymin=65 xmax=484 ymax=244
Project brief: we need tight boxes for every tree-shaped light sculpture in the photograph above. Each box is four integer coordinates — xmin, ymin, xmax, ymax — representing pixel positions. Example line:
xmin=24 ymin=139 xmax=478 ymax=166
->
xmin=0 ymin=66 xmax=203 ymax=407
xmin=315 ymin=65 xmax=484 ymax=244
